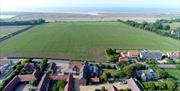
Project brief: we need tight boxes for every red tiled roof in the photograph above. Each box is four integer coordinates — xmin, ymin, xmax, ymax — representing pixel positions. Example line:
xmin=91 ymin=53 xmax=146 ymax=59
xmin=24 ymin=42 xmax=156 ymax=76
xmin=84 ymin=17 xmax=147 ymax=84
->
xmin=107 ymin=85 xmax=118 ymax=91
xmin=91 ymin=77 xmax=100 ymax=83
xmin=18 ymin=75 xmax=36 ymax=81
xmin=3 ymin=70 xmax=39 ymax=91
xmin=167 ymin=52 xmax=180 ymax=57
xmin=119 ymin=57 xmax=128 ymax=62
xmin=49 ymin=75 xmax=68 ymax=80
xmin=69 ymin=61 xmax=84 ymax=72
xmin=127 ymin=78 xmax=141 ymax=91
xmin=24 ymin=63 xmax=33 ymax=70
xmin=128 ymin=51 xmax=139 ymax=57
xmin=120 ymin=52 xmax=128 ymax=58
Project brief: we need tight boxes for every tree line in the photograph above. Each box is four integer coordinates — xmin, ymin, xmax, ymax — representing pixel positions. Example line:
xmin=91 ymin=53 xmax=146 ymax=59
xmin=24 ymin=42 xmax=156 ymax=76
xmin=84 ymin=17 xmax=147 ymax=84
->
xmin=0 ymin=19 xmax=46 ymax=26
xmin=117 ymin=18 xmax=180 ymax=40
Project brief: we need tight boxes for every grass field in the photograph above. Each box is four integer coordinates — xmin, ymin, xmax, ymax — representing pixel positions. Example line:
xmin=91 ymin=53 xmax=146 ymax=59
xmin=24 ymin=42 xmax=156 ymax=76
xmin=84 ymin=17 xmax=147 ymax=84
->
xmin=169 ymin=22 xmax=180 ymax=29
xmin=0 ymin=25 xmax=30 ymax=38
xmin=0 ymin=22 xmax=180 ymax=60
xmin=164 ymin=68 xmax=180 ymax=84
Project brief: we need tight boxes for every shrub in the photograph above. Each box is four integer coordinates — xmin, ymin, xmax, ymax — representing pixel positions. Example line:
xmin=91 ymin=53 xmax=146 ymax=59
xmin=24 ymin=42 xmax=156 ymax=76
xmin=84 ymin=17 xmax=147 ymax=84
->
xmin=101 ymin=86 xmax=106 ymax=91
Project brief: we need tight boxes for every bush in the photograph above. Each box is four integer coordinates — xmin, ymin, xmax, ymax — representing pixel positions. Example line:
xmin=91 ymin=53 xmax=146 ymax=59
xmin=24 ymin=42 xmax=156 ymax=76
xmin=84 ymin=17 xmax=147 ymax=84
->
xmin=29 ymin=80 xmax=36 ymax=86
xmin=143 ymin=82 xmax=155 ymax=90
xmin=156 ymin=81 xmax=167 ymax=90
xmin=101 ymin=86 xmax=106 ymax=91
xmin=166 ymin=79 xmax=177 ymax=91
xmin=21 ymin=58 xmax=32 ymax=65
xmin=156 ymin=69 xmax=168 ymax=79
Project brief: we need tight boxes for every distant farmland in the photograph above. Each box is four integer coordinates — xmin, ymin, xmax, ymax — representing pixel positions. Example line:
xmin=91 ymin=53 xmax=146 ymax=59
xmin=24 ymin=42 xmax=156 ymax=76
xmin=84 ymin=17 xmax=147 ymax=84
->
xmin=0 ymin=22 xmax=179 ymax=61
xmin=0 ymin=25 xmax=30 ymax=38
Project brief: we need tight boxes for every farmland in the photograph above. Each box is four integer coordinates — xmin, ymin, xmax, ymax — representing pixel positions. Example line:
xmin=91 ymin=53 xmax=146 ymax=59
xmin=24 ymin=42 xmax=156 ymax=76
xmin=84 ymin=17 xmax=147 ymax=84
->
xmin=169 ymin=22 xmax=180 ymax=29
xmin=0 ymin=25 xmax=30 ymax=38
xmin=0 ymin=22 xmax=180 ymax=60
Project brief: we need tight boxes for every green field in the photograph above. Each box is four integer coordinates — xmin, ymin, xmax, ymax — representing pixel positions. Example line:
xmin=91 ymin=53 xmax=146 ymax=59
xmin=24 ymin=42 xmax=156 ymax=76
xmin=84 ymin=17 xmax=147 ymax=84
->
xmin=169 ymin=22 xmax=180 ymax=29
xmin=164 ymin=68 xmax=180 ymax=84
xmin=0 ymin=22 xmax=180 ymax=60
xmin=0 ymin=25 xmax=30 ymax=38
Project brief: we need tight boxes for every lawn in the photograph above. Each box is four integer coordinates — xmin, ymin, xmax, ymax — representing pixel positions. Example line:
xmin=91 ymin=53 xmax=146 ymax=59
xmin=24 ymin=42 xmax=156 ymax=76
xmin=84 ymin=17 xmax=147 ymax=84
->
xmin=102 ymin=69 xmax=119 ymax=75
xmin=0 ymin=25 xmax=30 ymax=38
xmin=164 ymin=68 xmax=180 ymax=84
xmin=0 ymin=22 xmax=180 ymax=60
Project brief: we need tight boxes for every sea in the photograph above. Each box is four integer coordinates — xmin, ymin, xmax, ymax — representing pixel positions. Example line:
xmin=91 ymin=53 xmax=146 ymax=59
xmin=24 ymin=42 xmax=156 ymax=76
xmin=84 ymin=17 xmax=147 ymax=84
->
xmin=26 ymin=7 xmax=180 ymax=14
xmin=0 ymin=15 xmax=16 ymax=19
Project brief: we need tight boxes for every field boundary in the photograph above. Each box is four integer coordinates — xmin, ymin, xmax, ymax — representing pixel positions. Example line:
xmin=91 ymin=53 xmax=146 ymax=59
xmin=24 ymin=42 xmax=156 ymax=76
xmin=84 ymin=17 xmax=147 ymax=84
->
xmin=0 ymin=25 xmax=35 ymax=42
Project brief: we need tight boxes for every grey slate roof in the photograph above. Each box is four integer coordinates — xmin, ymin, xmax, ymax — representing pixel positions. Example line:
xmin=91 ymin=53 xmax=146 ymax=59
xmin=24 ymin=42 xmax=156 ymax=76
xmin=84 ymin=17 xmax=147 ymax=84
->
xmin=140 ymin=52 xmax=163 ymax=60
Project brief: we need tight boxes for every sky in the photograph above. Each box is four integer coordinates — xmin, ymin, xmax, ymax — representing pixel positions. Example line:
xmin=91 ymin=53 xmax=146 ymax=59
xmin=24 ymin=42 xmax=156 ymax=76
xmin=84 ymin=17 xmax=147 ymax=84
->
xmin=0 ymin=0 xmax=180 ymax=12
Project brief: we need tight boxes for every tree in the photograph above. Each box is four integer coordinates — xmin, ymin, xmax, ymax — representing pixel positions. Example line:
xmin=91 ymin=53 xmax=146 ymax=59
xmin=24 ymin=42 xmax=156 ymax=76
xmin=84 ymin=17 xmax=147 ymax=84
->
xmin=123 ymin=63 xmax=145 ymax=77
xmin=57 ymin=80 xmax=67 ymax=89
xmin=140 ymin=21 xmax=148 ymax=29
xmin=40 ymin=58 xmax=48 ymax=71
xmin=162 ymin=25 xmax=170 ymax=30
xmin=21 ymin=58 xmax=32 ymax=65
xmin=101 ymin=86 xmax=106 ymax=91
xmin=105 ymin=48 xmax=114 ymax=55
xmin=100 ymin=71 xmax=112 ymax=81
xmin=106 ymin=55 xmax=118 ymax=62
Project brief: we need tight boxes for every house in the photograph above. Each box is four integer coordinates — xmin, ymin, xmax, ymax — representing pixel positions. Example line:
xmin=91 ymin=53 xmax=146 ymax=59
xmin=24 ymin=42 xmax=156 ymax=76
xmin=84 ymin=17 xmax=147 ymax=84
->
xmin=89 ymin=65 xmax=100 ymax=76
xmin=135 ymin=69 xmax=158 ymax=81
xmin=24 ymin=63 xmax=34 ymax=70
xmin=119 ymin=52 xmax=129 ymax=62
xmin=3 ymin=69 xmax=40 ymax=91
xmin=127 ymin=78 xmax=143 ymax=91
xmin=37 ymin=73 xmax=50 ymax=91
xmin=63 ymin=61 xmax=84 ymax=75
xmin=140 ymin=51 xmax=163 ymax=60
xmin=119 ymin=57 xmax=129 ymax=62
xmin=0 ymin=59 xmax=12 ymax=74
xmin=90 ymin=77 xmax=100 ymax=84
xmin=128 ymin=50 xmax=139 ymax=58
xmin=107 ymin=85 xmax=118 ymax=91
xmin=3 ymin=76 xmax=20 ymax=91
xmin=166 ymin=52 xmax=180 ymax=59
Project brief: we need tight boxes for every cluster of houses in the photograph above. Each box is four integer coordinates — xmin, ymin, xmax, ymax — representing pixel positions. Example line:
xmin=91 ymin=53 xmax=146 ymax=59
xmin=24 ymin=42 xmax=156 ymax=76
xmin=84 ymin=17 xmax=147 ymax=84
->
xmin=1 ymin=50 xmax=179 ymax=91
xmin=1 ymin=60 xmax=101 ymax=91
xmin=0 ymin=59 xmax=20 ymax=75
xmin=0 ymin=60 xmax=12 ymax=74
xmin=119 ymin=50 xmax=180 ymax=62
